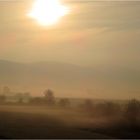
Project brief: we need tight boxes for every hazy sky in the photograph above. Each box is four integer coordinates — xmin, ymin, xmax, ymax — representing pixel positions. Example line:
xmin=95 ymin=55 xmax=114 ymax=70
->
xmin=0 ymin=0 xmax=140 ymax=99
xmin=0 ymin=0 xmax=139 ymax=67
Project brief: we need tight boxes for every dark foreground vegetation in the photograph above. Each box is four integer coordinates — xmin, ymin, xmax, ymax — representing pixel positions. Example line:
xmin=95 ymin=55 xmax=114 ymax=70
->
xmin=0 ymin=87 xmax=139 ymax=138
xmin=0 ymin=97 xmax=140 ymax=139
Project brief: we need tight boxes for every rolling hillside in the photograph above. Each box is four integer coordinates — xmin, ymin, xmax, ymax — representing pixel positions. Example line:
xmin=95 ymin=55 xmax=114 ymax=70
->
xmin=0 ymin=60 xmax=139 ymax=98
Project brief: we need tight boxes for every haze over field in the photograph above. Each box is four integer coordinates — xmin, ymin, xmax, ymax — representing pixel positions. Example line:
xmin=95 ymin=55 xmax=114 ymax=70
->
xmin=0 ymin=1 xmax=140 ymax=139
xmin=0 ymin=0 xmax=140 ymax=99
xmin=0 ymin=59 xmax=139 ymax=99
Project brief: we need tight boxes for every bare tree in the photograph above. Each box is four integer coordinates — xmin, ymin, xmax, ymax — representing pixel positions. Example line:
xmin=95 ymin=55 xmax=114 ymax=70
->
xmin=44 ymin=89 xmax=55 ymax=106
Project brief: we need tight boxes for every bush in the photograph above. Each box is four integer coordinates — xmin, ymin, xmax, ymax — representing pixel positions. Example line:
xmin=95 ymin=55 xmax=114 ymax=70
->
xmin=83 ymin=99 xmax=94 ymax=112
xmin=58 ymin=98 xmax=71 ymax=108
xmin=30 ymin=97 xmax=45 ymax=105
xmin=124 ymin=99 xmax=140 ymax=124
xmin=96 ymin=101 xmax=121 ymax=118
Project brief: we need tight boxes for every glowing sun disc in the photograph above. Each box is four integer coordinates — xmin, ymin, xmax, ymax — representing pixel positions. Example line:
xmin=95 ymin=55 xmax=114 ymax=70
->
xmin=28 ymin=0 xmax=69 ymax=26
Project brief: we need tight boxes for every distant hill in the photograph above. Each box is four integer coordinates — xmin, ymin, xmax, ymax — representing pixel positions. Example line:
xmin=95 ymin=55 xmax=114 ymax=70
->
xmin=0 ymin=59 xmax=95 ymax=85
xmin=0 ymin=60 xmax=139 ymax=99
xmin=0 ymin=60 xmax=96 ymax=97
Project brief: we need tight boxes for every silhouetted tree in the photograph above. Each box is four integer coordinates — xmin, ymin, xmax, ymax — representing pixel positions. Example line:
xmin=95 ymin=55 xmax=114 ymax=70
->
xmin=44 ymin=89 xmax=55 ymax=106
xmin=125 ymin=99 xmax=140 ymax=124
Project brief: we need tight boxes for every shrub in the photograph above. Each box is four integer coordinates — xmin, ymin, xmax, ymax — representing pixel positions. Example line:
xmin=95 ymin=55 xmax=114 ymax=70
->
xmin=96 ymin=101 xmax=121 ymax=118
xmin=58 ymin=98 xmax=71 ymax=108
xmin=124 ymin=99 xmax=140 ymax=124
xmin=83 ymin=99 xmax=94 ymax=111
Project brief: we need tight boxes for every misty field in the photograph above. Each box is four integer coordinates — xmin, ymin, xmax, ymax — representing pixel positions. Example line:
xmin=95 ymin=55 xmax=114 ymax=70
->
xmin=0 ymin=101 xmax=140 ymax=139
xmin=0 ymin=105 xmax=110 ymax=139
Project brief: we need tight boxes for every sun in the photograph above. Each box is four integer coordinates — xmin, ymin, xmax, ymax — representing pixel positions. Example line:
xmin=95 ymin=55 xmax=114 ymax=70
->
xmin=28 ymin=0 xmax=69 ymax=26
